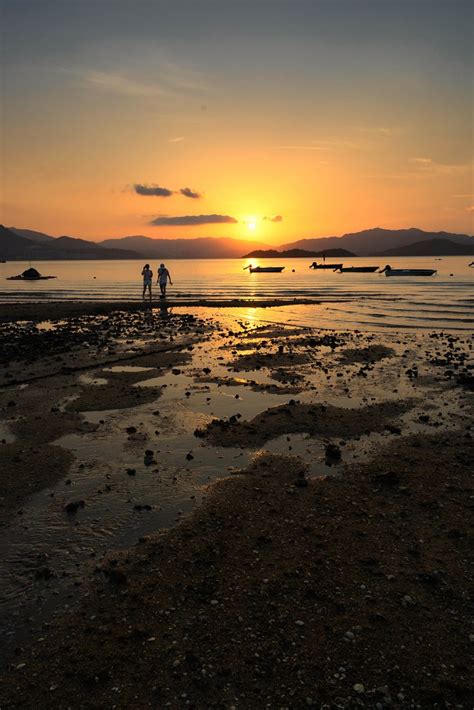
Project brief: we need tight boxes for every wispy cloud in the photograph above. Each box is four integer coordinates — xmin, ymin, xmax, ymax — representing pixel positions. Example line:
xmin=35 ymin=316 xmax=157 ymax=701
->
xmin=276 ymin=145 xmax=328 ymax=151
xmin=150 ymin=214 xmax=237 ymax=226
xmin=277 ymin=138 xmax=362 ymax=151
xmin=135 ymin=184 xmax=173 ymax=197
xmin=169 ymin=136 xmax=185 ymax=143
xmin=409 ymin=157 xmax=472 ymax=177
xmin=368 ymin=159 xmax=473 ymax=181
xmin=81 ymin=70 xmax=165 ymax=97
xmin=160 ymin=59 xmax=209 ymax=92
xmin=180 ymin=187 xmax=202 ymax=199
xmin=263 ymin=215 xmax=283 ymax=222
xmin=355 ymin=126 xmax=395 ymax=137
xmin=63 ymin=53 xmax=210 ymax=99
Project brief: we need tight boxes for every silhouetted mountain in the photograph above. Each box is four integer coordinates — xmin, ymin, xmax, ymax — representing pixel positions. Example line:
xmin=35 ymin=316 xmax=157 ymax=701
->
xmin=0 ymin=226 xmax=139 ymax=260
xmin=375 ymin=238 xmax=474 ymax=257
xmin=100 ymin=236 xmax=270 ymax=258
xmin=243 ymin=248 xmax=355 ymax=258
xmin=281 ymin=228 xmax=474 ymax=256
xmin=0 ymin=225 xmax=38 ymax=259
xmin=9 ymin=227 xmax=56 ymax=243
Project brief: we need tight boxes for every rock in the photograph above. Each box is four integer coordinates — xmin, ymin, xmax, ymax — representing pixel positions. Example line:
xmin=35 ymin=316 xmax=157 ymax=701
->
xmin=353 ymin=683 xmax=365 ymax=693
xmin=325 ymin=443 xmax=342 ymax=461
xmin=294 ymin=478 xmax=309 ymax=488
xmin=64 ymin=500 xmax=85 ymax=514
xmin=126 ymin=468 xmax=136 ymax=476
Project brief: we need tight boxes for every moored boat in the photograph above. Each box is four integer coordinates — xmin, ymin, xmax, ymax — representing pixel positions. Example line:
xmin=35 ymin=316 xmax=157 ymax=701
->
xmin=244 ymin=265 xmax=285 ymax=273
xmin=309 ymin=262 xmax=342 ymax=269
xmin=334 ymin=265 xmax=379 ymax=273
xmin=379 ymin=265 xmax=437 ymax=277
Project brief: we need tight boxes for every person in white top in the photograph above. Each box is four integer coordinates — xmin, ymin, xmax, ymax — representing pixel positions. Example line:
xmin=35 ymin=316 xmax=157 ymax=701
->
xmin=157 ymin=263 xmax=172 ymax=298
xmin=141 ymin=264 xmax=153 ymax=301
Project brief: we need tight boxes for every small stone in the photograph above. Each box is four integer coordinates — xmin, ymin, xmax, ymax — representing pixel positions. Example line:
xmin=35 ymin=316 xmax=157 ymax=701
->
xmin=295 ymin=620 xmax=304 ymax=626
xmin=353 ymin=683 xmax=365 ymax=693
xmin=64 ymin=500 xmax=85 ymax=514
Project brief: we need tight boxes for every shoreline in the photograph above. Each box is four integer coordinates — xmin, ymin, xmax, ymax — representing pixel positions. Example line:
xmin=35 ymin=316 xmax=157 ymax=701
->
xmin=0 ymin=305 xmax=472 ymax=707
xmin=0 ymin=299 xmax=329 ymax=322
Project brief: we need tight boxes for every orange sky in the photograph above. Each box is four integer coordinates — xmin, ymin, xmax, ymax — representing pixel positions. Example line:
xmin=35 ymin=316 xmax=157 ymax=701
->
xmin=2 ymin=1 xmax=473 ymax=244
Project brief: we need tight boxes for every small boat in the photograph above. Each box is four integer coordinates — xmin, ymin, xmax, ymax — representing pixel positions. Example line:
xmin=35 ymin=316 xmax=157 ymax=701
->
xmin=334 ymin=265 xmax=379 ymax=273
xmin=244 ymin=265 xmax=285 ymax=273
xmin=309 ymin=261 xmax=343 ymax=270
xmin=379 ymin=265 xmax=437 ymax=277
xmin=6 ymin=267 xmax=57 ymax=281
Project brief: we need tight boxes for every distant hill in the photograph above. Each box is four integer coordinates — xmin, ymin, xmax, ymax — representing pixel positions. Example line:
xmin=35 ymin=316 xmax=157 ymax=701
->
xmin=243 ymin=248 xmax=355 ymax=258
xmin=9 ymin=227 xmax=56 ymax=243
xmin=375 ymin=238 xmax=474 ymax=257
xmin=0 ymin=226 xmax=139 ymax=260
xmin=281 ymin=228 xmax=474 ymax=256
xmin=100 ymin=236 xmax=270 ymax=259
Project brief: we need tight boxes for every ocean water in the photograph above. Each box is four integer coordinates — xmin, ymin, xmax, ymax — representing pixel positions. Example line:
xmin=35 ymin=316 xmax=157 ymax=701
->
xmin=1 ymin=257 xmax=473 ymax=330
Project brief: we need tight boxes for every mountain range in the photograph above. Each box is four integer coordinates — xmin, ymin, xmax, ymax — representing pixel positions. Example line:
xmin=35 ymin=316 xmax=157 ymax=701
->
xmin=99 ymin=235 xmax=268 ymax=259
xmin=280 ymin=228 xmax=474 ymax=256
xmin=243 ymin=248 xmax=355 ymax=258
xmin=1 ymin=225 xmax=473 ymax=261
xmin=1 ymin=226 xmax=139 ymax=260
xmin=374 ymin=238 xmax=474 ymax=257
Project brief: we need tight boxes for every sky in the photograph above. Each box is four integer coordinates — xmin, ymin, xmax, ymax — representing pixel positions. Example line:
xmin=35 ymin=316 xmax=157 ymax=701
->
xmin=1 ymin=0 xmax=473 ymax=244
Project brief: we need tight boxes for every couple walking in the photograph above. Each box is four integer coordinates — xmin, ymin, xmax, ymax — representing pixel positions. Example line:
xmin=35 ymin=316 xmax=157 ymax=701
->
xmin=141 ymin=263 xmax=172 ymax=301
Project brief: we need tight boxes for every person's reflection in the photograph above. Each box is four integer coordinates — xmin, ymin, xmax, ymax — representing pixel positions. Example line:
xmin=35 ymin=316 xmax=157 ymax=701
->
xmin=158 ymin=302 xmax=173 ymax=320
xmin=142 ymin=302 xmax=154 ymax=326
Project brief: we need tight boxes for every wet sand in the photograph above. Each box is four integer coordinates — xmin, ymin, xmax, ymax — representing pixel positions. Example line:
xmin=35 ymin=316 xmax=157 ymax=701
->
xmin=0 ymin=302 xmax=472 ymax=708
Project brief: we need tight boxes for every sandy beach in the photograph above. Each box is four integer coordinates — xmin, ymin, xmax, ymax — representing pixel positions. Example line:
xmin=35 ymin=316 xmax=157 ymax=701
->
xmin=0 ymin=301 xmax=472 ymax=708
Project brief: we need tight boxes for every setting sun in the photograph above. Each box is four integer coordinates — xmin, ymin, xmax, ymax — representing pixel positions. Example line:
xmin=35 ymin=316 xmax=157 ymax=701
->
xmin=246 ymin=218 xmax=257 ymax=231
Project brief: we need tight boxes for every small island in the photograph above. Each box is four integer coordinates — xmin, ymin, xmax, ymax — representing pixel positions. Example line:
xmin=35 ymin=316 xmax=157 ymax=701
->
xmin=242 ymin=247 xmax=356 ymax=258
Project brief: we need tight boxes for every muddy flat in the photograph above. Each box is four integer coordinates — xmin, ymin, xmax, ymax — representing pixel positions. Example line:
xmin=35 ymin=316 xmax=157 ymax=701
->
xmin=0 ymin=303 xmax=472 ymax=708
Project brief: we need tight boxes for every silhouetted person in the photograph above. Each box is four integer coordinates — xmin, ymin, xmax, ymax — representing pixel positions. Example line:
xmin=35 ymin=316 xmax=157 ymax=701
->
xmin=141 ymin=264 xmax=153 ymax=302
xmin=157 ymin=263 xmax=172 ymax=298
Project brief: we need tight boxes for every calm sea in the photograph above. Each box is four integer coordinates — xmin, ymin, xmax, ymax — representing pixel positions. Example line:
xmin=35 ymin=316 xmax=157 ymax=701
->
xmin=1 ymin=257 xmax=473 ymax=330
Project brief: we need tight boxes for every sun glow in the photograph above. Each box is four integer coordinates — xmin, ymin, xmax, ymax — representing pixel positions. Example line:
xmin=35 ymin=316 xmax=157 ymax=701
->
xmin=246 ymin=217 xmax=257 ymax=231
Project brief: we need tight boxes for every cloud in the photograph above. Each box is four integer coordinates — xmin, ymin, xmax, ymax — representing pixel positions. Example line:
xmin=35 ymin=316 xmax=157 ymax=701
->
xmin=409 ymin=158 xmax=471 ymax=176
xmin=263 ymin=215 xmax=283 ymax=222
xmin=169 ymin=136 xmax=185 ymax=143
xmin=81 ymin=70 xmax=165 ymax=97
xmin=180 ymin=187 xmax=202 ymax=199
xmin=134 ymin=184 xmax=174 ymax=197
xmin=149 ymin=214 xmax=237 ymax=226
xmin=277 ymin=145 xmax=328 ymax=151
